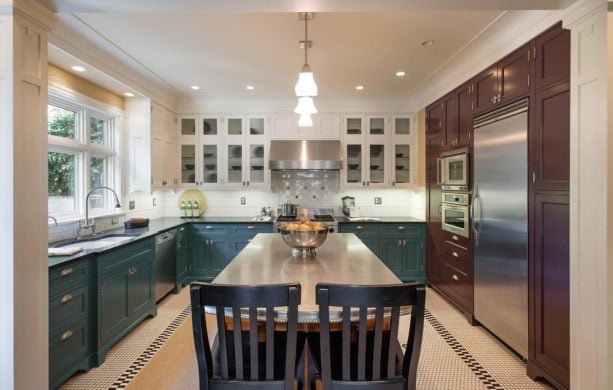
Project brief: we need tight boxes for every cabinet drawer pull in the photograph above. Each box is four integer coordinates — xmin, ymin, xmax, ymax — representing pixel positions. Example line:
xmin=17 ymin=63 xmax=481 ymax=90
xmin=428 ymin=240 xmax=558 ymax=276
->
xmin=60 ymin=330 xmax=74 ymax=342
xmin=451 ymin=235 xmax=459 ymax=241
xmin=60 ymin=267 xmax=74 ymax=277
xmin=452 ymin=251 xmax=459 ymax=258
xmin=247 ymin=239 xmax=251 ymax=242
xmin=205 ymin=225 xmax=214 ymax=229
xmin=60 ymin=294 xmax=74 ymax=304
xmin=397 ymin=226 xmax=405 ymax=230
xmin=356 ymin=226 xmax=363 ymax=230
xmin=451 ymin=274 xmax=459 ymax=281
xmin=403 ymin=240 xmax=406 ymax=246
xmin=246 ymin=226 xmax=255 ymax=230
xmin=398 ymin=240 xmax=402 ymax=245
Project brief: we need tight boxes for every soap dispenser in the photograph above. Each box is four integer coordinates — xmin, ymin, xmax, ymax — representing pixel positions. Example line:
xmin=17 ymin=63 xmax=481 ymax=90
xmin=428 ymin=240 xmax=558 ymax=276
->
xmin=187 ymin=200 xmax=193 ymax=218
xmin=193 ymin=201 xmax=199 ymax=218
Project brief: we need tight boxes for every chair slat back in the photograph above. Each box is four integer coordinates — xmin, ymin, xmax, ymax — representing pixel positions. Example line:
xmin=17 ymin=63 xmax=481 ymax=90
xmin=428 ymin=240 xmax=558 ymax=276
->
xmin=191 ymin=282 xmax=301 ymax=390
xmin=316 ymin=283 xmax=426 ymax=390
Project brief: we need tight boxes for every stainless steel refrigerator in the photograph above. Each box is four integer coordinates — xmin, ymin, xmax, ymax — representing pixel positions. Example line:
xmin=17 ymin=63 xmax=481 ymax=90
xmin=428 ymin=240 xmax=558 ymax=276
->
xmin=472 ymin=99 xmax=528 ymax=359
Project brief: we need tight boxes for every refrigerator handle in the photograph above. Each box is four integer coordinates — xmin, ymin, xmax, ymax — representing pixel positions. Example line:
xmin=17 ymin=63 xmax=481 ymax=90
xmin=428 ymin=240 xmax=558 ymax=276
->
xmin=471 ymin=184 xmax=480 ymax=246
xmin=436 ymin=157 xmax=442 ymax=185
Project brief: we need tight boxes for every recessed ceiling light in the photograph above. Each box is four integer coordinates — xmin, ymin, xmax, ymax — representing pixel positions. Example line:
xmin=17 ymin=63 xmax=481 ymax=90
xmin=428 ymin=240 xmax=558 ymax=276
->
xmin=355 ymin=85 xmax=364 ymax=90
xmin=124 ymin=92 xmax=135 ymax=97
xmin=191 ymin=85 xmax=200 ymax=90
xmin=420 ymin=40 xmax=434 ymax=47
xmin=71 ymin=65 xmax=85 ymax=72
xmin=395 ymin=71 xmax=406 ymax=77
xmin=246 ymin=85 xmax=255 ymax=90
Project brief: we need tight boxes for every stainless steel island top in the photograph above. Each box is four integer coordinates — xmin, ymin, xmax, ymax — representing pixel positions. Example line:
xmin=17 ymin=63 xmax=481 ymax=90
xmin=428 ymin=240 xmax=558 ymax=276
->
xmin=212 ymin=233 xmax=402 ymax=323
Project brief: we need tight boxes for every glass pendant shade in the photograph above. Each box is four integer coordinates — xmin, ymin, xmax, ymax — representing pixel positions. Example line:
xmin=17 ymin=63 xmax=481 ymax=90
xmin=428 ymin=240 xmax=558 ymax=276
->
xmin=298 ymin=113 xmax=313 ymax=127
xmin=294 ymin=96 xmax=318 ymax=115
xmin=294 ymin=65 xmax=318 ymax=97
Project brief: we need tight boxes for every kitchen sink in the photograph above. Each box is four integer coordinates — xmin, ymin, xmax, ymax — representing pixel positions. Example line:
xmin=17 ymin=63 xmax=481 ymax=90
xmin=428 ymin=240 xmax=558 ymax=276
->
xmin=50 ymin=233 xmax=139 ymax=250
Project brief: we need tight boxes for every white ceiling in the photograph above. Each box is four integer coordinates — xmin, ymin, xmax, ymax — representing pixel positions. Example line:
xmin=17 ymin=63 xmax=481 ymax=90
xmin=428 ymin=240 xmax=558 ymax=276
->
xmin=43 ymin=0 xmax=577 ymax=98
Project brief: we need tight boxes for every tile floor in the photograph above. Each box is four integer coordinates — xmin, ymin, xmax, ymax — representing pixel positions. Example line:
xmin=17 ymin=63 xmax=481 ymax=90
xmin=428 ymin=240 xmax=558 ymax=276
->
xmin=60 ymin=286 xmax=553 ymax=390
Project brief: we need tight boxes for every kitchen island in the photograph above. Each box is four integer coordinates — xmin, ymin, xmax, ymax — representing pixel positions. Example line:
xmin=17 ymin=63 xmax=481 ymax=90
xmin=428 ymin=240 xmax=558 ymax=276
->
xmin=212 ymin=233 xmax=401 ymax=323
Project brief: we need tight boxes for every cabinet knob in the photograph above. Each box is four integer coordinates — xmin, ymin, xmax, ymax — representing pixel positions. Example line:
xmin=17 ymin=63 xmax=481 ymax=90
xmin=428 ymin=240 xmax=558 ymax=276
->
xmin=206 ymin=225 xmax=214 ymax=229
xmin=452 ymin=251 xmax=459 ymax=258
xmin=60 ymin=267 xmax=74 ymax=277
xmin=60 ymin=294 xmax=74 ymax=304
xmin=392 ymin=181 xmax=395 ymax=186
xmin=403 ymin=240 xmax=406 ymax=246
xmin=491 ymin=96 xmax=497 ymax=103
xmin=242 ymin=181 xmax=245 ymax=186
xmin=60 ymin=330 xmax=74 ymax=342
xmin=397 ymin=226 xmax=405 ymax=230
xmin=367 ymin=181 xmax=370 ymax=186
xmin=398 ymin=240 xmax=402 ymax=245
xmin=247 ymin=226 xmax=255 ymax=230
xmin=452 ymin=274 xmax=459 ymax=281
xmin=356 ymin=226 xmax=363 ymax=230
xmin=451 ymin=235 xmax=459 ymax=241
xmin=362 ymin=181 xmax=366 ymax=186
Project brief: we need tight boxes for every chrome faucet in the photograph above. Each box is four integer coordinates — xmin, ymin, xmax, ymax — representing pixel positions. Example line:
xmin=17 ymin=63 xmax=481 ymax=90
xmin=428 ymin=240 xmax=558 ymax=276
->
xmin=48 ymin=216 xmax=58 ymax=226
xmin=78 ymin=186 xmax=122 ymax=239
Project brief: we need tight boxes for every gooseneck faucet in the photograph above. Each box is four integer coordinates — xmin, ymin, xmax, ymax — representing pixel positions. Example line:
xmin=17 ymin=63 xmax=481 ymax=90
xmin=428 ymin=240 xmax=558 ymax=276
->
xmin=48 ymin=216 xmax=58 ymax=226
xmin=78 ymin=186 xmax=122 ymax=239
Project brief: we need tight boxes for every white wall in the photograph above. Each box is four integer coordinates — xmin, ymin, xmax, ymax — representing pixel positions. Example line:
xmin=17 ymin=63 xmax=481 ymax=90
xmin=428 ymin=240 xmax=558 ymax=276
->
xmin=608 ymin=7 xmax=613 ymax=389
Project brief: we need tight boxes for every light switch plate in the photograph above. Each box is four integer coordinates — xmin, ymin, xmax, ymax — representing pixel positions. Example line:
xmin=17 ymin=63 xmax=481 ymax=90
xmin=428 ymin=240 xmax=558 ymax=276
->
xmin=129 ymin=200 xmax=135 ymax=210
xmin=240 ymin=197 xmax=246 ymax=205
xmin=111 ymin=216 xmax=119 ymax=225
xmin=374 ymin=197 xmax=382 ymax=205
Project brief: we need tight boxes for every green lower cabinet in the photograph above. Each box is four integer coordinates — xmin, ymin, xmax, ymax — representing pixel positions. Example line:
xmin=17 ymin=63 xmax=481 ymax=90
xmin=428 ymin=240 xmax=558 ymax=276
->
xmin=380 ymin=239 xmax=405 ymax=276
xmin=403 ymin=238 xmax=425 ymax=282
xmin=232 ymin=239 xmax=251 ymax=257
xmin=361 ymin=238 xmax=381 ymax=258
xmin=176 ymin=226 xmax=189 ymax=287
xmin=208 ymin=238 xmax=232 ymax=276
xmin=340 ymin=223 xmax=426 ymax=282
xmin=97 ymin=238 xmax=156 ymax=363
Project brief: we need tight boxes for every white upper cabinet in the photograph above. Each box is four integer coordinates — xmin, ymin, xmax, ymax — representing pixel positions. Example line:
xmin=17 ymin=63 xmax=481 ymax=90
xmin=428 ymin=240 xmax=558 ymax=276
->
xmin=270 ymin=113 xmax=340 ymax=139
xmin=342 ymin=115 xmax=390 ymax=188
xmin=179 ymin=115 xmax=269 ymax=189
xmin=390 ymin=115 xmax=417 ymax=188
xmin=151 ymin=103 xmax=178 ymax=189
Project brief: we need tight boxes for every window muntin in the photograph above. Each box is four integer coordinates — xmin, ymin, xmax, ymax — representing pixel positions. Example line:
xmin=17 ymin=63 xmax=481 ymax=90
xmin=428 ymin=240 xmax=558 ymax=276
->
xmin=47 ymin=92 xmax=119 ymax=220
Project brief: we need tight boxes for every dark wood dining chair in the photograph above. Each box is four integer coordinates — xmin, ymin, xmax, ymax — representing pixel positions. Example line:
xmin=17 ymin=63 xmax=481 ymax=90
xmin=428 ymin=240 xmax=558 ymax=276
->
xmin=315 ymin=282 xmax=426 ymax=389
xmin=190 ymin=281 xmax=301 ymax=390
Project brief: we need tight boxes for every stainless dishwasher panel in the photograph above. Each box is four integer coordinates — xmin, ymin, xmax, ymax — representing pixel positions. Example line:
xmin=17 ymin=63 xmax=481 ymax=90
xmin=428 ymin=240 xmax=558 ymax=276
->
xmin=155 ymin=229 xmax=177 ymax=302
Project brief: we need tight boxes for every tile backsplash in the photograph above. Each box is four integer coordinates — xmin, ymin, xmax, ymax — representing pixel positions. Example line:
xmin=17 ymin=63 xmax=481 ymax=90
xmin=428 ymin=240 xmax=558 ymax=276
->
xmin=271 ymin=170 xmax=340 ymax=208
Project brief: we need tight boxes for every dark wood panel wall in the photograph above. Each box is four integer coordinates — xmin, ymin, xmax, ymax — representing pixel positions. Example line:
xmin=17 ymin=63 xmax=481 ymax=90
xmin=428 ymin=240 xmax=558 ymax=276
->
xmin=425 ymin=22 xmax=570 ymax=389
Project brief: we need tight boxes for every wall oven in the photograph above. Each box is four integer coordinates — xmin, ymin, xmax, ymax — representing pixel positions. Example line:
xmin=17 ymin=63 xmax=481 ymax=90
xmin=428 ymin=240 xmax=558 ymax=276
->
xmin=440 ymin=149 xmax=469 ymax=191
xmin=441 ymin=192 xmax=470 ymax=237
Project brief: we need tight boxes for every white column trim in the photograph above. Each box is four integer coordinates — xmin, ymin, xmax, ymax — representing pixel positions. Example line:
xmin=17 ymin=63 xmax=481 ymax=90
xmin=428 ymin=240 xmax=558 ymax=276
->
xmin=565 ymin=2 xmax=609 ymax=389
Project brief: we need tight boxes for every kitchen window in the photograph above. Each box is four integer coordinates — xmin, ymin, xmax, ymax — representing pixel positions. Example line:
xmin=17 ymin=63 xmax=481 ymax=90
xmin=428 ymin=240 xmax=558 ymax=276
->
xmin=47 ymin=89 xmax=121 ymax=220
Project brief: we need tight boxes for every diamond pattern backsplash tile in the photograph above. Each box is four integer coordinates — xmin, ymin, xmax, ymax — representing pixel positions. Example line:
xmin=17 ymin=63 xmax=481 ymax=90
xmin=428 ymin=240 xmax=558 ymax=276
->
xmin=271 ymin=170 xmax=340 ymax=208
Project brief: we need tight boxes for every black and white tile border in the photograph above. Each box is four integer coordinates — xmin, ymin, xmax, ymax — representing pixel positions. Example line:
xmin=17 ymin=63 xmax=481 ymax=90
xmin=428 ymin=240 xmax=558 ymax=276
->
xmin=108 ymin=305 xmax=192 ymax=390
xmin=425 ymin=309 xmax=504 ymax=390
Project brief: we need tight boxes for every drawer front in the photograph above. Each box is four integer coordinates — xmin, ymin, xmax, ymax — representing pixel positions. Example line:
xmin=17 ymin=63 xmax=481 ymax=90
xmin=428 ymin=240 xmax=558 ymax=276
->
xmin=49 ymin=284 xmax=90 ymax=334
xmin=192 ymin=224 xmax=231 ymax=237
xmin=339 ymin=224 xmax=380 ymax=238
xmin=441 ymin=263 xmax=473 ymax=310
xmin=444 ymin=231 xmax=470 ymax=250
xmin=49 ymin=259 xmax=93 ymax=297
xmin=232 ymin=224 xmax=272 ymax=237
xmin=98 ymin=238 xmax=154 ymax=276
xmin=380 ymin=224 xmax=424 ymax=238
xmin=49 ymin=318 xmax=90 ymax=381
xmin=443 ymin=243 xmax=471 ymax=274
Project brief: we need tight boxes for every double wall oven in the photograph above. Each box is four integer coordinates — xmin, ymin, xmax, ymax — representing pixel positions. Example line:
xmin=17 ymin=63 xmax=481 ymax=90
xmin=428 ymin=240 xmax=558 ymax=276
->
xmin=440 ymin=149 xmax=470 ymax=237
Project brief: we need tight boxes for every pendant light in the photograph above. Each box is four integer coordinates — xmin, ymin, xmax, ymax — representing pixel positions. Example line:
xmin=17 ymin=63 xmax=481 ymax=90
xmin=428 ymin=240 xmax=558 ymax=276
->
xmin=298 ymin=113 xmax=313 ymax=127
xmin=294 ymin=96 xmax=318 ymax=115
xmin=294 ymin=13 xmax=318 ymax=97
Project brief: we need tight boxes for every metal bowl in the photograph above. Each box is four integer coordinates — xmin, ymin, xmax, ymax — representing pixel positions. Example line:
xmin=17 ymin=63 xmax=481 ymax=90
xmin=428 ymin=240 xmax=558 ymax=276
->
xmin=279 ymin=228 xmax=328 ymax=258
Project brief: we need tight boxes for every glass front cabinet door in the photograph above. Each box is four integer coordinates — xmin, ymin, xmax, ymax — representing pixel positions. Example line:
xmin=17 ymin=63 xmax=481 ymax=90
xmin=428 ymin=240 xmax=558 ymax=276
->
xmin=222 ymin=116 xmax=268 ymax=188
xmin=180 ymin=116 xmax=222 ymax=187
xmin=391 ymin=115 xmax=415 ymax=187
xmin=343 ymin=115 xmax=389 ymax=187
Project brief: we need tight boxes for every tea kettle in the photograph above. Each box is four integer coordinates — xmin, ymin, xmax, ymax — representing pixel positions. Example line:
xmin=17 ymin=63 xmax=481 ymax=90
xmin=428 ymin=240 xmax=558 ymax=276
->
xmin=342 ymin=196 xmax=355 ymax=216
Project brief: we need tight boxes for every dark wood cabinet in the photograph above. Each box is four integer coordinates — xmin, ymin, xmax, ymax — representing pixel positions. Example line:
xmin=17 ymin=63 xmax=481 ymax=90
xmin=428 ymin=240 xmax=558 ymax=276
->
xmin=527 ymin=22 xmax=570 ymax=390
xmin=498 ymin=44 xmax=532 ymax=105
xmin=426 ymin=133 xmax=444 ymax=284
xmin=530 ymin=82 xmax=570 ymax=191
xmin=457 ymin=83 xmax=472 ymax=147
xmin=426 ymin=100 xmax=444 ymax=134
xmin=534 ymin=23 xmax=570 ymax=91
xmin=473 ymin=45 xmax=532 ymax=115
xmin=442 ymin=92 xmax=458 ymax=149
xmin=473 ymin=65 xmax=498 ymax=115
xmin=528 ymin=193 xmax=569 ymax=389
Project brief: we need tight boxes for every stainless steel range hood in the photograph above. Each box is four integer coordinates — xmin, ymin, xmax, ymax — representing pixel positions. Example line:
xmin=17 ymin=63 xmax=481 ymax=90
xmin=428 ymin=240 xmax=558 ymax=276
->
xmin=269 ymin=140 xmax=343 ymax=170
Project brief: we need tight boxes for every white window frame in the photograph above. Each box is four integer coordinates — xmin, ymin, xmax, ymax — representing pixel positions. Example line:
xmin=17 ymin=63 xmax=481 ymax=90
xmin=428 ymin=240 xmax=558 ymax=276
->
xmin=48 ymin=84 xmax=122 ymax=222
